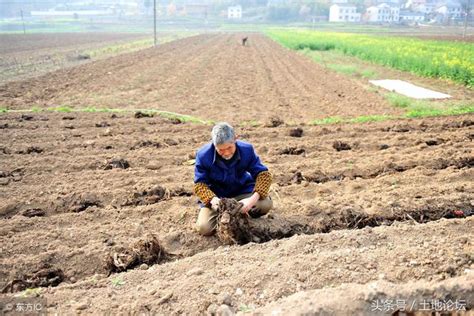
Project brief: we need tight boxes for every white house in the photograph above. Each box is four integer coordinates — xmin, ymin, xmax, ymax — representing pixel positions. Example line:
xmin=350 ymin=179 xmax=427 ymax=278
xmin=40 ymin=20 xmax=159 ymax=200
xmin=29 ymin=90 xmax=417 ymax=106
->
xmin=227 ymin=5 xmax=242 ymax=19
xmin=399 ymin=10 xmax=425 ymax=21
xmin=412 ymin=2 xmax=437 ymax=14
xmin=329 ymin=4 xmax=361 ymax=22
xmin=435 ymin=2 xmax=462 ymax=19
xmin=366 ymin=3 xmax=400 ymax=22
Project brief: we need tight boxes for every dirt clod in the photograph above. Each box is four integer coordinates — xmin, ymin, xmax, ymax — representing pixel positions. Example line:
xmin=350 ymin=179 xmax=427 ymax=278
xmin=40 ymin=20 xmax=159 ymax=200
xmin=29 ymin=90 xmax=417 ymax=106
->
xmin=104 ymin=234 xmax=170 ymax=274
xmin=278 ymin=147 xmax=305 ymax=155
xmin=104 ymin=158 xmax=130 ymax=170
xmin=131 ymin=140 xmax=161 ymax=150
xmin=17 ymin=146 xmax=43 ymax=154
xmin=266 ymin=117 xmax=284 ymax=127
xmin=332 ymin=141 xmax=351 ymax=151
xmin=215 ymin=198 xmax=312 ymax=245
xmin=426 ymin=139 xmax=442 ymax=146
xmin=168 ymin=117 xmax=182 ymax=124
xmin=134 ymin=111 xmax=153 ymax=119
xmin=164 ymin=138 xmax=178 ymax=146
xmin=77 ymin=54 xmax=91 ymax=60
xmin=20 ymin=114 xmax=34 ymax=121
xmin=21 ymin=208 xmax=46 ymax=217
xmin=172 ymin=187 xmax=193 ymax=197
xmin=316 ymin=208 xmax=381 ymax=233
xmin=57 ymin=193 xmax=102 ymax=213
xmin=289 ymin=127 xmax=303 ymax=137
xmin=95 ymin=122 xmax=110 ymax=128
xmin=2 ymin=267 xmax=65 ymax=293
xmin=123 ymin=186 xmax=169 ymax=206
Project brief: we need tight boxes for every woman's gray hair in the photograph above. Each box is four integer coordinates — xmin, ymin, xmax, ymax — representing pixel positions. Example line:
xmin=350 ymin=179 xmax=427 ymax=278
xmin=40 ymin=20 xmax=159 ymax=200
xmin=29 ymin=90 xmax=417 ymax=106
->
xmin=212 ymin=122 xmax=235 ymax=146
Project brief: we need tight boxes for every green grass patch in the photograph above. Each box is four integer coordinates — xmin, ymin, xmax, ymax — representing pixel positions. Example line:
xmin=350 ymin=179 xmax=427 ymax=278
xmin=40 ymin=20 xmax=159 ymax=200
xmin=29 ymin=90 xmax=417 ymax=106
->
xmin=30 ymin=106 xmax=42 ymax=112
xmin=155 ymin=110 xmax=210 ymax=124
xmin=327 ymin=64 xmax=358 ymax=76
xmin=405 ymin=103 xmax=474 ymax=118
xmin=348 ymin=114 xmax=391 ymax=123
xmin=238 ymin=304 xmax=255 ymax=312
xmin=384 ymin=92 xmax=473 ymax=118
xmin=385 ymin=93 xmax=412 ymax=108
xmin=361 ymin=69 xmax=377 ymax=79
xmin=240 ymin=120 xmax=261 ymax=127
xmin=114 ymin=108 xmax=211 ymax=124
xmin=111 ymin=278 xmax=125 ymax=287
xmin=311 ymin=114 xmax=392 ymax=125
xmin=302 ymin=49 xmax=338 ymax=64
xmin=302 ymin=49 xmax=378 ymax=79
xmin=266 ymin=29 xmax=474 ymax=88
xmin=310 ymin=116 xmax=344 ymax=125
xmin=309 ymin=102 xmax=473 ymax=125
xmin=1 ymin=106 xmax=209 ymax=124
xmin=307 ymin=52 xmax=323 ymax=63
xmin=82 ymin=33 xmax=196 ymax=59
xmin=15 ymin=288 xmax=42 ymax=298
xmin=82 ymin=107 xmax=124 ymax=113
xmin=83 ymin=38 xmax=154 ymax=59
xmin=47 ymin=105 xmax=73 ymax=112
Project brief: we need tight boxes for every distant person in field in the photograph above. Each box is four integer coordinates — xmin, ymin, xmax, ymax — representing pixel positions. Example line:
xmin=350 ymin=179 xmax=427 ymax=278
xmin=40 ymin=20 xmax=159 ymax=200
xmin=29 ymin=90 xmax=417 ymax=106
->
xmin=242 ymin=36 xmax=248 ymax=46
xmin=194 ymin=122 xmax=273 ymax=236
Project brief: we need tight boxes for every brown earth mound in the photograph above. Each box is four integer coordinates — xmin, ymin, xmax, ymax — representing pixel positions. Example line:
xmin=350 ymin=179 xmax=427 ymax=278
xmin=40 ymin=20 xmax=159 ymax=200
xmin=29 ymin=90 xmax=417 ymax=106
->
xmin=104 ymin=234 xmax=171 ymax=274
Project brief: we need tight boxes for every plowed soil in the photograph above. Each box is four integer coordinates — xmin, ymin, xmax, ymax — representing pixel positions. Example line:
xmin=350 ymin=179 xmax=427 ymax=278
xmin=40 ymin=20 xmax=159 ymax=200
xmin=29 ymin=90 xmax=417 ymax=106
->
xmin=0 ymin=33 xmax=472 ymax=315
xmin=0 ymin=33 xmax=152 ymax=84
xmin=0 ymin=34 xmax=403 ymax=123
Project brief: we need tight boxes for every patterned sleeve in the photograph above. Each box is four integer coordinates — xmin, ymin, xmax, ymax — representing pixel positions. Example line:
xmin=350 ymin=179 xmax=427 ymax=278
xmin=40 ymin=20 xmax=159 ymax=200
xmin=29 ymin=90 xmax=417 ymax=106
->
xmin=253 ymin=171 xmax=272 ymax=199
xmin=194 ymin=182 xmax=216 ymax=205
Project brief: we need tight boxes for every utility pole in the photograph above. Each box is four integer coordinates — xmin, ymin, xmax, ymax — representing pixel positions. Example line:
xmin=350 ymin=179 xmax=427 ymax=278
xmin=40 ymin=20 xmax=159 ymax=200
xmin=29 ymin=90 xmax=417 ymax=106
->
xmin=153 ymin=0 xmax=157 ymax=46
xmin=463 ymin=0 xmax=471 ymax=38
xmin=20 ymin=9 xmax=26 ymax=34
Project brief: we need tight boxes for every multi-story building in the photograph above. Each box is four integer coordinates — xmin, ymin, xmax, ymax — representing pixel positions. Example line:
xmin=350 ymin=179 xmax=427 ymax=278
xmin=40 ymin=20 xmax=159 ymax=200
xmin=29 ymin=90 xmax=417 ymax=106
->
xmin=365 ymin=3 xmax=400 ymax=22
xmin=399 ymin=9 xmax=426 ymax=21
xmin=435 ymin=1 xmax=462 ymax=19
xmin=329 ymin=4 xmax=361 ymax=22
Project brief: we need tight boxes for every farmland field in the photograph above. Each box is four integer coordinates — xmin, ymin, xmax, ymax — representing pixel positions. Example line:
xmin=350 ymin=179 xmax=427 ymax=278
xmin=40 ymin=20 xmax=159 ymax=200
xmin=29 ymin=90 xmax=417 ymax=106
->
xmin=0 ymin=33 xmax=473 ymax=314
xmin=0 ymin=32 xmax=193 ymax=84
xmin=266 ymin=29 xmax=474 ymax=87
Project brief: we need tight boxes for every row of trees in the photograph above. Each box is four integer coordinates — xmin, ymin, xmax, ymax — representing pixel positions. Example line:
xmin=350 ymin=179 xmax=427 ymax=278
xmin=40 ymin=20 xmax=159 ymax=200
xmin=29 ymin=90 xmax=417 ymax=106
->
xmin=2 ymin=0 xmax=471 ymax=22
xmin=266 ymin=4 xmax=329 ymax=20
xmin=0 ymin=0 xmax=332 ymax=19
xmin=145 ymin=0 xmax=332 ymax=21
